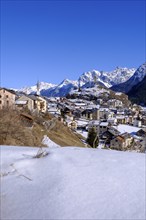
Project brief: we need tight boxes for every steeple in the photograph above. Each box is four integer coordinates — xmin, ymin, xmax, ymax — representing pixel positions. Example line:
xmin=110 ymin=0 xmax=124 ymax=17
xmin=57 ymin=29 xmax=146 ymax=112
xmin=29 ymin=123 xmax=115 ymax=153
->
xmin=36 ymin=80 xmax=40 ymax=96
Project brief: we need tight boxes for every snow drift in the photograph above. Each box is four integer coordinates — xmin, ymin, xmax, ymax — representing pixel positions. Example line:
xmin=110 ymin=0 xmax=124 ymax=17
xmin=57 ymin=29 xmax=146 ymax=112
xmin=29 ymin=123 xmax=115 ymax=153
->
xmin=1 ymin=146 xmax=145 ymax=220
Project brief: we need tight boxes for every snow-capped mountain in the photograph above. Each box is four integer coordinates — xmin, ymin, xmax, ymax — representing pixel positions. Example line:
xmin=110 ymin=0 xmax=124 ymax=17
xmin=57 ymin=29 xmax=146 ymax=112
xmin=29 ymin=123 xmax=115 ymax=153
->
xmin=15 ymin=66 xmax=137 ymax=97
xmin=18 ymin=82 xmax=56 ymax=95
xmin=41 ymin=79 xmax=78 ymax=97
xmin=79 ymin=67 xmax=135 ymax=88
xmin=111 ymin=62 xmax=146 ymax=93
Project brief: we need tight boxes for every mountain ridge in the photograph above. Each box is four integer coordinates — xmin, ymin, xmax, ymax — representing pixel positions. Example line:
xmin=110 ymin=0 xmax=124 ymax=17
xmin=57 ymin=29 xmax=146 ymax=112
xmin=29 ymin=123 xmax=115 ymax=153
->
xmin=127 ymin=75 xmax=146 ymax=105
xmin=111 ymin=63 xmax=146 ymax=93
xmin=16 ymin=66 xmax=136 ymax=97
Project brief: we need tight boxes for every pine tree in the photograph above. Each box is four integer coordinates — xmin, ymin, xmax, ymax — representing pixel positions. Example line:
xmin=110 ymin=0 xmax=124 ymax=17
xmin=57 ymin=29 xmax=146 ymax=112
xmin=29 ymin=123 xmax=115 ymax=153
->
xmin=86 ymin=127 xmax=99 ymax=148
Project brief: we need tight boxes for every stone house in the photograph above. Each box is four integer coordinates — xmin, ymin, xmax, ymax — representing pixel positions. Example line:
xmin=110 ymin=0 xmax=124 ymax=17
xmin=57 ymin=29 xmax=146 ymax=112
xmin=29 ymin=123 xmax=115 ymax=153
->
xmin=99 ymin=108 xmax=109 ymax=120
xmin=15 ymin=95 xmax=34 ymax=111
xmin=29 ymin=95 xmax=47 ymax=113
xmin=116 ymin=116 xmax=126 ymax=124
xmin=107 ymin=99 xmax=123 ymax=108
xmin=99 ymin=122 xmax=109 ymax=136
xmin=101 ymin=128 xmax=120 ymax=145
xmin=65 ymin=119 xmax=77 ymax=130
xmin=0 ymin=88 xmax=16 ymax=110
xmin=81 ymin=108 xmax=99 ymax=120
xmin=110 ymin=133 xmax=133 ymax=151
xmin=15 ymin=94 xmax=47 ymax=113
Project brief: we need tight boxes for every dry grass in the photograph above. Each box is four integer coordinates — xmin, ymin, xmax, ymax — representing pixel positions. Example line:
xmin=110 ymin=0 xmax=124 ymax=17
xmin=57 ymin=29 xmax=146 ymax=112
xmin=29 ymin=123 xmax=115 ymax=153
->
xmin=0 ymin=109 xmax=44 ymax=147
xmin=45 ymin=119 xmax=85 ymax=147
xmin=0 ymin=109 xmax=85 ymax=147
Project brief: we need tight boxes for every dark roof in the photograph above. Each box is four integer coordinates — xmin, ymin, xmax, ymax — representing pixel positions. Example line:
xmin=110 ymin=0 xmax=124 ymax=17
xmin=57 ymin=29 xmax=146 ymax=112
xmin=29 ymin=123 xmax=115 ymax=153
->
xmin=0 ymin=87 xmax=16 ymax=95
xmin=28 ymin=95 xmax=39 ymax=101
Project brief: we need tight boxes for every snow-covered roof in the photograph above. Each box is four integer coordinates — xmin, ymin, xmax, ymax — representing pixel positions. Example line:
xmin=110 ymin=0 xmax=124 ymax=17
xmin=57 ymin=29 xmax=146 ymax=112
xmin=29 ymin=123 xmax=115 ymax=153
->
xmin=48 ymin=107 xmax=58 ymax=112
xmin=77 ymin=119 xmax=89 ymax=126
xmin=100 ymin=122 xmax=108 ymax=126
xmin=88 ymin=120 xmax=100 ymax=126
xmin=113 ymin=124 xmax=141 ymax=134
xmin=107 ymin=118 xmax=117 ymax=122
xmin=15 ymin=100 xmax=27 ymax=105
xmin=100 ymin=108 xmax=109 ymax=112
xmin=116 ymin=116 xmax=125 ymax=119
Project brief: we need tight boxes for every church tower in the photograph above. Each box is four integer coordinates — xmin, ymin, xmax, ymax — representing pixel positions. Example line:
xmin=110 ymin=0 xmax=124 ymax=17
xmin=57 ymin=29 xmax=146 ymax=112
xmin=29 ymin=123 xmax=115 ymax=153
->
xmin=36 ymin=80 xmax=40 ymax=96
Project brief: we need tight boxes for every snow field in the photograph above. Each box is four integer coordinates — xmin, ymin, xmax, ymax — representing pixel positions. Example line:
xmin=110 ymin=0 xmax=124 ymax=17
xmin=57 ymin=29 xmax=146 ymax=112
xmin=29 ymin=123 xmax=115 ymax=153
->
xmin=0 ymin=146 xmax=145 ymax=220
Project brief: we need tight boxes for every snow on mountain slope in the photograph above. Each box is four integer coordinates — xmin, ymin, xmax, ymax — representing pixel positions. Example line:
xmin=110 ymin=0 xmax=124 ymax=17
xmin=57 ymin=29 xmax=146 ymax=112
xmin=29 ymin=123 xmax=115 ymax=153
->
xmin=111 ymin=62 xmax=146 ymax=93
xmin=41 ymin=79 xmax=78 ymax=97
xmin=16 ymin=66 xmax=136 ymax=97
xmin=70 ymin=84 xmax=109 ymax=98
xmin=1 ymin=146 xmax=145 ymax=220
xmin=79 ymin=67 xmax=135 ymax=88
xmin=18 ymin=82 xmax=56 ymax=95
xmin=107 ymin=67 xmax=136 ymax=85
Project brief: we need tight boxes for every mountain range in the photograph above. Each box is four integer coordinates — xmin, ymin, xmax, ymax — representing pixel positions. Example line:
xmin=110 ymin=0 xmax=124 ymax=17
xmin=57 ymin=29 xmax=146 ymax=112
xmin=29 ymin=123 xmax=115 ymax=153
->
xmin=111 ymin=63 xmax=146 ymax=93
xmin=15 ymin=63 xmax=146 ymax=106
xmin=17 ymin=66 xmax=136 ymax=97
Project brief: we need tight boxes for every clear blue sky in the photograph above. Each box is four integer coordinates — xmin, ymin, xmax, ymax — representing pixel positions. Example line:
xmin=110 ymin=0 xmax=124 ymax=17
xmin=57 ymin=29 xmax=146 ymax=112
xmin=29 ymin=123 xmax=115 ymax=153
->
xmin=1 ymin=0 xmax=145 ymax=89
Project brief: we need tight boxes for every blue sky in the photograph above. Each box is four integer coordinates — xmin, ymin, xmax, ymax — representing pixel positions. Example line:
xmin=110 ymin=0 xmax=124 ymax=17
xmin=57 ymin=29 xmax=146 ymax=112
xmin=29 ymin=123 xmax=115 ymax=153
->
xmin=1 ymin=0 xmax=145 ymax=89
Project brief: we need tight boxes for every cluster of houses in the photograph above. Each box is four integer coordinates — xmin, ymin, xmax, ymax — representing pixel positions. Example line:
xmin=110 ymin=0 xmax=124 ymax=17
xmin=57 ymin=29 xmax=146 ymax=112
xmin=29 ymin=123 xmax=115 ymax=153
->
xmin=0 ymin=88 xmax=47 ymax=113
xmin=46 ymin=96 xmax=146 ymax=152
xmin=0 ymin=87 xmax=146 ymax=152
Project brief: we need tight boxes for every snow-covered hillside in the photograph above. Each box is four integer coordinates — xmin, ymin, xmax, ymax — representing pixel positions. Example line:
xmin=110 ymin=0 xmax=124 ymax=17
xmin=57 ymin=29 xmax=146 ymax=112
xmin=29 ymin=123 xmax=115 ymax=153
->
xmin=1 ymin=146 xmax=145 ymax=220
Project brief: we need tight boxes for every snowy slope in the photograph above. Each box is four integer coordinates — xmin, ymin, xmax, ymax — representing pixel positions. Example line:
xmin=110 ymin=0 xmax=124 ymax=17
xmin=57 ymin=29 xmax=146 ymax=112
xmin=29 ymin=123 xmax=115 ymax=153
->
xmin=18 ymin=82 xmax=56 ymax=95
xmin=111 ymin=63 xmax=146 ymax=93
xmin=79 ymin=67 xmax=135 ymax=88
xmin=41 ymin=79 xmax=78 ymax=97
xmin=1 ymin=146 xmax=145 ymax=220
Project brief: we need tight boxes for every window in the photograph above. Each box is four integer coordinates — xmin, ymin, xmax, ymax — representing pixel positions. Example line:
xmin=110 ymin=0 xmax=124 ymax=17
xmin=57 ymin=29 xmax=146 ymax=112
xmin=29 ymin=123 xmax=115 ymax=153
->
xmin=6 ymin=95 xmax=9 ymax=98
xmin=0 ymin=95 xmax=1 ymax=98
xmin=0 ymin=100 xmax=1 ymax=104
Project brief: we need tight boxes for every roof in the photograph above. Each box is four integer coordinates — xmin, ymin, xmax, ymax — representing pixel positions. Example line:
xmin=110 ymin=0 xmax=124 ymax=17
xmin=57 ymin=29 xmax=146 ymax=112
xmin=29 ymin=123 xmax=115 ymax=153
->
xmin=113 ymin=124 xmax=141 ymax=135
xmin=88 ymin=120 xmax=100 ymax=126
xmin=108 ymin=128 xmax=120 ymax=136
xmin=116 ymin=136 xmax=125 ymax=142
xmin=100 ymin=122 xmax=108 ymax=127
xmin=0 ymin=87 xmax=16 ymax=95
xmin=28 ymin=95 xmax=39 ymax=101
xmin=15 ymin=100 xmax=27 ymax=105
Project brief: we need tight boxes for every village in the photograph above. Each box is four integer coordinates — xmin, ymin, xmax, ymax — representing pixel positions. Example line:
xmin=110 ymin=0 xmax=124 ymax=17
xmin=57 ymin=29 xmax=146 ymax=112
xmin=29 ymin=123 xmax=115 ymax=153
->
xmin=0 ymin=86 xmax=146 ymax=153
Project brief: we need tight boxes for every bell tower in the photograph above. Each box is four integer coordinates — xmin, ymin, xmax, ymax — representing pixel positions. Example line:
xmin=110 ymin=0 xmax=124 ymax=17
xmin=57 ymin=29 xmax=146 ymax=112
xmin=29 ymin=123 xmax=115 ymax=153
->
xmin=36 ymin=80 xmax=40 ymax=96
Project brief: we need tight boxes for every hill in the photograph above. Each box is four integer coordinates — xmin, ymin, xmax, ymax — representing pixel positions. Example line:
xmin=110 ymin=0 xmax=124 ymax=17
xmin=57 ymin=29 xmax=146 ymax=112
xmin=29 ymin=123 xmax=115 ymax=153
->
xmin=127 ymin=75 xmax=146 ymax=105
xmin=67 ymin=84 xmax=131 ymax=107
xmin=0 ymin=109 xmax=85 ymax=147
